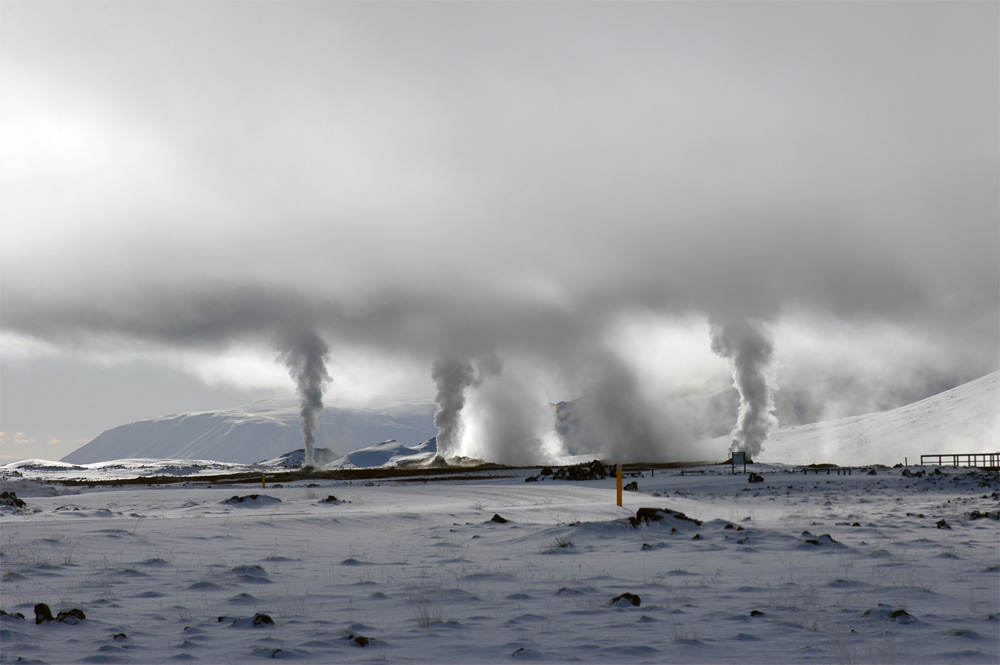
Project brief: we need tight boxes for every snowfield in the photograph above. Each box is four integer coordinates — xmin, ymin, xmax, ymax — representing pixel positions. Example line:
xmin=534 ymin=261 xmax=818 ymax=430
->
xmin=2 ymin=463 xmax=997 ymax=664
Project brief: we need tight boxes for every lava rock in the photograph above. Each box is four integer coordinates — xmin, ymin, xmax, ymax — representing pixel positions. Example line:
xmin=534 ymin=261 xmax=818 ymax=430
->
xmin=0 ymin=491 xmax=26 ymax=509
xmin=34 ymin=604 xmax=54 ymax=624
xmin=747 ymin=473 xmax=765 ymax=483
xmin=610 ymin=593 xmax=641 ymax=607
xmin=490 ymin=513 xmax=508 ymax=524
xmin=623 ymin=481 xmax=639 ymax=492
xmin=628 ymin=507 xmax=702 ymax=528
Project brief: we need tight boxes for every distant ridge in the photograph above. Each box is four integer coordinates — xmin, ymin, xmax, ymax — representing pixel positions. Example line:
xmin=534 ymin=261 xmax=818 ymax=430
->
xmin=62 ymin=399 xmax=437 ymax=464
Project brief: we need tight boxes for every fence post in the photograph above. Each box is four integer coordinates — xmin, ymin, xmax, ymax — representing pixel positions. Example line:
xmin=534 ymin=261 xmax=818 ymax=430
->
xmin=616 ymin=466 xmax=623 ymax=507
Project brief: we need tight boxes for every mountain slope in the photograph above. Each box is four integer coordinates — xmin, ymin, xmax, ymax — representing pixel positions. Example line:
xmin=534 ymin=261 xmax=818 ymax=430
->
xmin=62 ymin=399 xmax=438 ymax=464
xmin=698 ymin=371 xmax=998 ymax=466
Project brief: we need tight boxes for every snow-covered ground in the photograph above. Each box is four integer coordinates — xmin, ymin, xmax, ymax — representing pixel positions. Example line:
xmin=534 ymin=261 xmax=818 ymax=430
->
xmin=2 ymin=463 xmax=997 ymax=664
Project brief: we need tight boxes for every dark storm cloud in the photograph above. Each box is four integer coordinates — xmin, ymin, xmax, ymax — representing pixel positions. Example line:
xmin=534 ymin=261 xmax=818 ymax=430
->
xmin=1 ymin=2 xmax=996 ymax=462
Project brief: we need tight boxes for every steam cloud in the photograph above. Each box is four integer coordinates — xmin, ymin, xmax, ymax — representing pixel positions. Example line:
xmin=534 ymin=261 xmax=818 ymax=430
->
xmin=710 ymin=318 xmax=777 ymax=459
xmin=431 ymin=353 xmax=502 ymax=458
xmin=2 ymin=4 xmax=995 ymax=467
xmin=278 ymin=331 xmax=331 ymax=468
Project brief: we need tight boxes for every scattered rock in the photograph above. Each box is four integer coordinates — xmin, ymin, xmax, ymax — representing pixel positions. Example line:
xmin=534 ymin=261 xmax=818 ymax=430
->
xmin=347 ymin=633 xmax=370 ymax=647
xmin=220 ymin=612 xmax=274 ymax=628
xmin=936 ymin=519 xmax=951 ymax=529
xmin=490 ymin=514 xmax=508 ymax=524
xmin=861 ymin=605 xmax=916 ymax=624
xmin=550 ymin=460 xmax=611 ymax=481
xmin=524 ymin=476 xmax=538 ymax=482
xmin=750 ymin=610 xmax=765 ymax=617
xmin=623 ymin=481 xmax=639 ymax=492
xmin=629 ymin=507 xmax=702 ymax=529
xmin=222 ymin=494 xmax=281 ymax=506
xmin=798 ymin=531 xmax=841 ymax=547
xmin=34 ymin=603 xmax=85 ymax=625
xmin=34 ymin=604 xmax=54 ymax=624
xmin=56 ymin=608 xmax=86 ymax=624
xmin=0 ymin=491 xmax=26 ymax=509
xmin=609 ymin=593 xmax=641 ymax=607
xmin=0 ymin=610 xmax=25 ymax=621
xmin=320 ymin=495 xmax=339 ymax=503
xmin=112 ymin=633 xmax=127 ymax=641
xmin=747 ymin=473 xmax=765 ymax=483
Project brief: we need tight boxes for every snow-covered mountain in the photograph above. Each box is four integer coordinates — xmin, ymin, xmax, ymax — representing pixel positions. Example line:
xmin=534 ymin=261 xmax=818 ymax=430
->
xmin=62 ymin=399 xmax=438 ymax=464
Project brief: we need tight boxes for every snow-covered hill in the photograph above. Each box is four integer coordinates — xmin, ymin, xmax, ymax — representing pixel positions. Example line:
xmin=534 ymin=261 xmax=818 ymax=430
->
xmin=328 ymin=437 xmax=438 ymax=469
xmin=62 ymin=399 xmax=438 ymax=464
xmin=698 ymin=371 xmax=999 ymax=467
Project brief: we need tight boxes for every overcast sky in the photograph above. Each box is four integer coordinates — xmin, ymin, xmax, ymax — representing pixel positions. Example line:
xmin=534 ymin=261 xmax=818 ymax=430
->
xmin=2 ymin=2 xmax=997 ymax=462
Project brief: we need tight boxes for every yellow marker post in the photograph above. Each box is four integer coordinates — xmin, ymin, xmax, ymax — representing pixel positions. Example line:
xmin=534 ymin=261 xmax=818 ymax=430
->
xmin=262 ymin=474 xmax=266 ymax=489
xmin=616 ymin=465 xmax=623 ymax=507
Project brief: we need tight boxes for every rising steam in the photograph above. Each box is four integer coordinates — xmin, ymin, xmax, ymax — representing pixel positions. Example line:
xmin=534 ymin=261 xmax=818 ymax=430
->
xmin=431 ymin=353 xmax=502 ymax=458
xmin=278 ymin=330 xmax=331 ymax=468
xmin=710 ymin=318 xmax=777 ymax=459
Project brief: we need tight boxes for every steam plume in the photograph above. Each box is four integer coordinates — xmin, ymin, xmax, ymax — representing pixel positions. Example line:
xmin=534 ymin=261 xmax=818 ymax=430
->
xmin=278 ymin=330 xmax=331 ymax=467
xmin=431 ymin=353 xmax=502 ymax=458
xmin=710 ymin=318 xmax=777 ymax=459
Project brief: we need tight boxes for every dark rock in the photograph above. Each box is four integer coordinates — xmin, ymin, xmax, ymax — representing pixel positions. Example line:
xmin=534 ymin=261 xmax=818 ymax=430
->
xmin=35 ymin=604 xmax=85 ymax=624
xmin=524 ymin=476 xmax=538 ymax=482
xmin=34 ymin=603 xmax=54 ymax=624
xmin=628 ymin=507 xmax=702 ymax=528
xmin=623 ymin=481 xmax=639 ymax=492
xmin=551 ymin=460 xmax=611 ymax=481
xmin=348 ymin=634 xmax=370 ymax=647
xmin=936 ymin=519 xmax=951 ymax=529
xmin=252 ymin=613 xmax=274 ymax=626
xmin=112 ymin=633 xmax=127 ymax=641
xmin=490 ymin=514 xmax=508 ymax=524
xmin=320 ymin=495 xmax=339 ymax=503
xmin=610 ymin=593 xmax=641 ymax=607
xmin=747 ymin=473 xmax=764 ymax=483
xmin=223 ymin=494 xmax=281 ymax=505
xmin=56 ymin=608 xmax=85 ymax=624
xmin=540 ymin=467 xmax=553 ymax=476
xmin=0 ymin=610 xmax=25 ymax=620
xmin=750 ymin=610 xmax=765 ymax=617
xmin=799 ymin=532 xmax=840 ymax=546
xmin=0 ymin=491 xmax=26 ymax=508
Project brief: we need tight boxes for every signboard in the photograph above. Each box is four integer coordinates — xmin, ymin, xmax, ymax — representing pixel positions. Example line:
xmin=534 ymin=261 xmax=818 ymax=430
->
xmin=732 ymin=451 xmax=746 ymax=474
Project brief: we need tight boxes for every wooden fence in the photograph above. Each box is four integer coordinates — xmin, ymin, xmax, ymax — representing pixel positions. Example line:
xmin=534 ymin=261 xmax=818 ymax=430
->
xmin=919 ymin=452 xmax=1000 ymax=469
